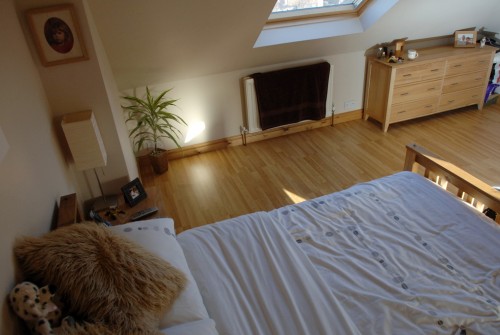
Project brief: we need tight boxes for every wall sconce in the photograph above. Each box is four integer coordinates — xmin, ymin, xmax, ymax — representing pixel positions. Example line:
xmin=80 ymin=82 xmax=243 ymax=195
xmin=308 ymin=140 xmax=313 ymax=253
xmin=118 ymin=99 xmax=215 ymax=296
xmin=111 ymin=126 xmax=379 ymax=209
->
xmin=61 ymin=110 xmax=117 ymax=210
xmin=0 ymin=125 xmax=9 ymax=162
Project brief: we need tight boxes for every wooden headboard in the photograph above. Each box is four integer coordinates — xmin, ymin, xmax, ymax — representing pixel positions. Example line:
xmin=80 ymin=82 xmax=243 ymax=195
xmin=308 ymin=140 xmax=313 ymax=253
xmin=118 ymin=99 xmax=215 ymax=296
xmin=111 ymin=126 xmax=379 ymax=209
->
xmin=404 ymin=143 xmax=500 ymax=223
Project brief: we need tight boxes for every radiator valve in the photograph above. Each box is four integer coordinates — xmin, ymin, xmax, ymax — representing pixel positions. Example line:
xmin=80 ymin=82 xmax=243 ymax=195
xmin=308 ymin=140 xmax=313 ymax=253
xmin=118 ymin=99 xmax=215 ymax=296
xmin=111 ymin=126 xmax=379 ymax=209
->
xmin=240 ymin=126 xmax=249 ymax=146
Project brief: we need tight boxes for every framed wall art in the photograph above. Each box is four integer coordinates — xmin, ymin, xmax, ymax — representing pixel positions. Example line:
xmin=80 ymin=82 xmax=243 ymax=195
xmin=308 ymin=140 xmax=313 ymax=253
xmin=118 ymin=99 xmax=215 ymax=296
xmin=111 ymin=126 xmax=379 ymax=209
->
xmin=121 ymin=178 xmax=148 ymax=207
xmin=26 ymin=4 xmax=89 ymax=66
xmin=454 ymin=30 xmax=477 ymax=48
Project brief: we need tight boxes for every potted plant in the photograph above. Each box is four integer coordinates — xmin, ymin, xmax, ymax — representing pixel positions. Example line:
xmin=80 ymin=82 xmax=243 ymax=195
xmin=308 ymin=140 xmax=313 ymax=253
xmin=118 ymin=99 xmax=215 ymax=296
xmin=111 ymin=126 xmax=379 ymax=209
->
xmin=122 ymin=86 xmax=187 ymax=174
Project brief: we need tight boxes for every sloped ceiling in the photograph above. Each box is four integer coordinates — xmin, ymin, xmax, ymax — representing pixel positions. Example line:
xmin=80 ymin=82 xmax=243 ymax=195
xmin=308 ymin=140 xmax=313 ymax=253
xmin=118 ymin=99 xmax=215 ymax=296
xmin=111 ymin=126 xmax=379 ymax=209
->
xmin=87 ymin=0 xmax=500 ymax=90
xmin=87 ymin=0 xmax=276 ymax=89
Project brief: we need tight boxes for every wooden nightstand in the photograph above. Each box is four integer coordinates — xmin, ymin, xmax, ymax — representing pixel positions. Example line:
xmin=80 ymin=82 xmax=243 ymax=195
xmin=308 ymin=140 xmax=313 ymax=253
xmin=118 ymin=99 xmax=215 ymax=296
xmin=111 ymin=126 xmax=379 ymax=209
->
xmin=96 ymin=187 xmax=160 ymax=225
xmin=56 ymin=193 xmax=82 ymax=229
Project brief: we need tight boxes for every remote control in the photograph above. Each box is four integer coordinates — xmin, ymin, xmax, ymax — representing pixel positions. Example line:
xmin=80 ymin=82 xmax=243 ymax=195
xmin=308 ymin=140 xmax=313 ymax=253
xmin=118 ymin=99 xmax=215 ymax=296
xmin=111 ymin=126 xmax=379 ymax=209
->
xmin=88 ymin=209 xmax=111 ymax=227
xmin=130 ymin=207 xmax=158 ymax=221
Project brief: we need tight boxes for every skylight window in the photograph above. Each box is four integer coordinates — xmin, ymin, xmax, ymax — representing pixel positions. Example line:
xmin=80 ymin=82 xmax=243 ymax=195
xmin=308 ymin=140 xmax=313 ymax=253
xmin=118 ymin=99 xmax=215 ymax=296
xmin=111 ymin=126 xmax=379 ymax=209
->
xmin=255 ymin=0 xmax=398 ymax=48
xmin=270 ymin=0 xmax=368 ymax=22
xmin=272 ymin=0 xmax=362 ymax=13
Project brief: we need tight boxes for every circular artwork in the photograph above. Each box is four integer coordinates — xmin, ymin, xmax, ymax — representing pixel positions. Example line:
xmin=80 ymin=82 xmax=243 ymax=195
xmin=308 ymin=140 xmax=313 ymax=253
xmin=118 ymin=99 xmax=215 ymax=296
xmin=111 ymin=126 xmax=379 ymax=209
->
xmin=44 ymin=17 xmax=74 ymax=54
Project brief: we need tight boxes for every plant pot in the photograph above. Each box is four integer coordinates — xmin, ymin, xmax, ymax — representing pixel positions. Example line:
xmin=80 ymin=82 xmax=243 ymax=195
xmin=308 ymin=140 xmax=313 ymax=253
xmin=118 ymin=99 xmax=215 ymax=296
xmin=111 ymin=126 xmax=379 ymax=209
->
xmin=149 ymin=149 xmax=169 ymax=174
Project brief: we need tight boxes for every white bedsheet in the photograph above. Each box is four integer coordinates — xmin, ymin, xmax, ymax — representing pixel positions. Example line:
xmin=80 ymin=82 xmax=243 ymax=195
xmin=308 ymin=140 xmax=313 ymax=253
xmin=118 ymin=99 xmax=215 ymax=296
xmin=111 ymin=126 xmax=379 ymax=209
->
xmin=178 ymin=172 xmax=500 ymax=335
xmin=271 ymin=172 xmax=500 ymax=335
xmin=177 ymin=211 xmax=361 ymax=335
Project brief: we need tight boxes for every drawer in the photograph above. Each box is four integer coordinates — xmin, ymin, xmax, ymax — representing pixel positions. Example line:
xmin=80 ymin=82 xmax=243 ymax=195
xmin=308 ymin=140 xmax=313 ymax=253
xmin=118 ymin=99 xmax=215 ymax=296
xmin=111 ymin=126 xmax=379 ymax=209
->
xmin=442 ymin=72 xmax=485 ymax=93
xmin=395 ymin=61 xmax=445 ymax=85
xmin=390 ymin=97 xmax=439 ymax=122
xmin=438 ymin=87 xmax=483 ymax=111
xmin=392 ymin=80 xmax=442 ymax=104
xmin=445 ymin=54 xmax=491 ymax=76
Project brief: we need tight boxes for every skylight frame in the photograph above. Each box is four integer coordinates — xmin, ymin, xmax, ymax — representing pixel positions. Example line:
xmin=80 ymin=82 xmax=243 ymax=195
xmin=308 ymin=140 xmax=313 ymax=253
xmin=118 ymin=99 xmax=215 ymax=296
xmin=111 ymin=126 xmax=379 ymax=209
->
xmin=255 ymin=0 xmax=398 ymax=48
xmin=268 ymin=0 xmax=372 ymax=24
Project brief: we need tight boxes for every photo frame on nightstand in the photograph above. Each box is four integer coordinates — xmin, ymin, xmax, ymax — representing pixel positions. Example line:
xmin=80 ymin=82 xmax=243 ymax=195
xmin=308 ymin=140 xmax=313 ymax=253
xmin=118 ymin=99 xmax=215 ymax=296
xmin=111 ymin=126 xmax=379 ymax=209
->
xmin=121 ymin=178 xmax=147 ymax=207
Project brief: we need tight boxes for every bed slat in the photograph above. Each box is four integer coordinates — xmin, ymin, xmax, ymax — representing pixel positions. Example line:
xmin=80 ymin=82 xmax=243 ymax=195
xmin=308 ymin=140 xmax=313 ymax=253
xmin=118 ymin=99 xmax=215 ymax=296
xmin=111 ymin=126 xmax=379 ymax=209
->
xmin=404 ymin=143 xmax=500 ymax=223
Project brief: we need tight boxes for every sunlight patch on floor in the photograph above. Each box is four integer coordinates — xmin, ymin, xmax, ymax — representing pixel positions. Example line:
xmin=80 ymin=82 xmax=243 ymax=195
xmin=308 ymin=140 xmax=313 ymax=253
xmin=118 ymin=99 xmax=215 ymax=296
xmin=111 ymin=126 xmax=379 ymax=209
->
xmin=283 ymin=189 xmax=307 ymax=204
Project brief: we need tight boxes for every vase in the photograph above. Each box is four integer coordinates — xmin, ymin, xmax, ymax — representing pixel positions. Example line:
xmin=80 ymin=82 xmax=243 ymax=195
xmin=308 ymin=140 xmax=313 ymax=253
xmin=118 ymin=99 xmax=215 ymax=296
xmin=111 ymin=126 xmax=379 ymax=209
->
xmin=149 ymin=149 xmax=169 ymax=174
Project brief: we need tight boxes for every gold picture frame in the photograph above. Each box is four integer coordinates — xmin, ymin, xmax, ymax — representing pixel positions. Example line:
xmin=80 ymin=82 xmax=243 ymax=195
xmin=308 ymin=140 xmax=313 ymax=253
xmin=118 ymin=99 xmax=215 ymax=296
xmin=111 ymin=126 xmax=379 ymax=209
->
xmin=454 ymin=30 xmax=477 ymax=48
xmin=26 ymin=4 xmax=89 ymax=66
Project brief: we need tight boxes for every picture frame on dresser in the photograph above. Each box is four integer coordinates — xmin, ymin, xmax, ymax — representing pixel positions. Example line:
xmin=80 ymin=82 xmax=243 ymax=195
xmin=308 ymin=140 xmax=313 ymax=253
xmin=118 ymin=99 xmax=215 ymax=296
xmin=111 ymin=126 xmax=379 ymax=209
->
xmin=454 ymin=30 xmax=477 ymax=48
xmin=25 ymin=4 xmax=89 ymax=66
xmin=121 ymin=178 xmax=147 ymax=207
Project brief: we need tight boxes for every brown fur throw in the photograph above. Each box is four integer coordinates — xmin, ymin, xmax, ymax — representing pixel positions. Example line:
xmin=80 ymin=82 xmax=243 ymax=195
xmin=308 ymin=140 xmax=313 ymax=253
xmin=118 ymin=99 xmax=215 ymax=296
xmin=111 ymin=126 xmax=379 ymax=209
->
xmin=56 ymin=321 xmax=115 ymax=335
xmin=14 ymin=222 xmax=186 ymax=334
xmin=55 ymin=321 xmax=164 ymax=335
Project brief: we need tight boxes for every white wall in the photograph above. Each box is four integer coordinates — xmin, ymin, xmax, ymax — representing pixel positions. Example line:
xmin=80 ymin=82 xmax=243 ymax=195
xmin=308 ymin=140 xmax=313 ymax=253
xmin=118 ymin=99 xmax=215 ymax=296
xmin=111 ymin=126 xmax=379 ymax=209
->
xmin=89 ymin=0 xmax=500 ymax=89
xmin=15 ymin=0 xmax=139 ymax=201
xmin=131 ymin=51 xmax=366 ymax=150
xmin=83 ymin=0 xmax=139 ymax=186
xmin=106 ymin=0 xmax=500 ymax=151
xmin=0 ymin=0 xmax=74 ymax=332
xmin=0 ymin=0 xmax=145 ymax=330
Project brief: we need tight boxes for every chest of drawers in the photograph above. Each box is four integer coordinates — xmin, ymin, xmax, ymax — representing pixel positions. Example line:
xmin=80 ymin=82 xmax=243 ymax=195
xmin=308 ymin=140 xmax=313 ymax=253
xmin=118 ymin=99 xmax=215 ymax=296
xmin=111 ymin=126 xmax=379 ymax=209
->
xmin=364 ymin=45 xmax=496 ymax=132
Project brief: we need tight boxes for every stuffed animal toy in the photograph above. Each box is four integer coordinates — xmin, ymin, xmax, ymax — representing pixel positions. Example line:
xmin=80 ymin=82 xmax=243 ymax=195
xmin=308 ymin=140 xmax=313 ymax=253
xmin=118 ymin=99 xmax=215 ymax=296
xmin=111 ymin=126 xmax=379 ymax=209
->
xmin=9 ymin=282 xmax=123 ymax=335
xmin=9 ymin=281 xmax=62 ymax=335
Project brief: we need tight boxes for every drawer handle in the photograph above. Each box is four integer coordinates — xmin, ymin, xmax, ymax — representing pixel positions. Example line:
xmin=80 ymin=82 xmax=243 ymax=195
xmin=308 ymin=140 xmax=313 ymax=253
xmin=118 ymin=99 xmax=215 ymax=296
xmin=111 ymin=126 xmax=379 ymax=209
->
xmin=398 ymin=110 xmax=407 ymax=114
xmin=401 ymin=93 xmax=409 ymax=96
xmin=451 ymin=83 xmax=458 ymax=86
xmin=472 ymin=95 xmax=478 ymax=98
xmin=448 ymin=100 xmax=455 ymax=103
xmin=453 ymin=64 xmax=462 ymax=68
xmin=475 ymin=78 xmax=482 ymax=81
xmin=478 ymin=60 xmax=486 ymax=64
xmin=431 ymin=69 xmax=439 ymax=72
xmin=427 ymin=88 xmax=436 ymax=91
xmin=403 ymin=74 xmax=412 ymax=77
xmin=425 ymin=105 xmax=433 ymax=108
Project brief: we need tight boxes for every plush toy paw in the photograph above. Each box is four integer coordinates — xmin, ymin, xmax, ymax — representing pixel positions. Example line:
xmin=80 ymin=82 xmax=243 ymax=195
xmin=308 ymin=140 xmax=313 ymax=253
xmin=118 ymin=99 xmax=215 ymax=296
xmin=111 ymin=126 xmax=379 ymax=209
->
xmin=33 ymin=318 xmax=54 ymax=335
xmin=9 ymin=282 xmax=61 ymax=335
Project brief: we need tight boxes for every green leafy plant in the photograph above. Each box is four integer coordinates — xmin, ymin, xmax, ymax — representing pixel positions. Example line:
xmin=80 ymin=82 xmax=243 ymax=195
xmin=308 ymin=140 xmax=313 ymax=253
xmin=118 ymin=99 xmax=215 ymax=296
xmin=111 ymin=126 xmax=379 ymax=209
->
xmin=122 ymin=87 xmax=187 ymax=155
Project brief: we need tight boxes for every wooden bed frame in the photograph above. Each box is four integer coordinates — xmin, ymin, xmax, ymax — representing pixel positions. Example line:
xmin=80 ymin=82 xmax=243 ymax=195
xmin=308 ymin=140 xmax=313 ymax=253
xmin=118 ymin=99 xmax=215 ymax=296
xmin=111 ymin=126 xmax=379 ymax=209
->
xmin=404 ymin=143 xmax=500 ymax=223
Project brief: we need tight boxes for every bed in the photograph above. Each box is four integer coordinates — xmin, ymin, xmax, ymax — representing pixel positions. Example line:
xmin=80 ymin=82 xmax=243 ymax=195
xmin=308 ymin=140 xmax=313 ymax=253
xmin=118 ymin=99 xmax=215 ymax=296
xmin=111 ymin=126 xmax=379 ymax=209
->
xmin=13 ymin=144 xmax=500 ymax=335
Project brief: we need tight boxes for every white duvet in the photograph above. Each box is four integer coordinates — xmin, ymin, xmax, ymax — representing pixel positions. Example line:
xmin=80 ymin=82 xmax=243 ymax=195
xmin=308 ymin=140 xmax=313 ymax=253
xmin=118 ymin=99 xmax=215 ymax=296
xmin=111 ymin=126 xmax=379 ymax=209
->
xmin=178 ymin=172 xmax=500 ymax=335
xmin=178 ymin=211 xmax=361 ymax=335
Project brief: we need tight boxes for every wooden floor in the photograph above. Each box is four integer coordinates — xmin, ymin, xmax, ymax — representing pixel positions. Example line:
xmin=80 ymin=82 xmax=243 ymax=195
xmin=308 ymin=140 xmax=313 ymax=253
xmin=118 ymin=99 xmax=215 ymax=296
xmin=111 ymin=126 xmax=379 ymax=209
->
xmin=140 ymin=103 xmax=500 ymax=233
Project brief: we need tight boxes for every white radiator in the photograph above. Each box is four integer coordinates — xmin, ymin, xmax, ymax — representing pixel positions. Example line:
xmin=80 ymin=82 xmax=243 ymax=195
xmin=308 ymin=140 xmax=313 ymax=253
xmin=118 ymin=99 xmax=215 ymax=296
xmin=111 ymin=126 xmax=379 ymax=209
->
xmin=242 ymin=63 xmax=334 ymax=134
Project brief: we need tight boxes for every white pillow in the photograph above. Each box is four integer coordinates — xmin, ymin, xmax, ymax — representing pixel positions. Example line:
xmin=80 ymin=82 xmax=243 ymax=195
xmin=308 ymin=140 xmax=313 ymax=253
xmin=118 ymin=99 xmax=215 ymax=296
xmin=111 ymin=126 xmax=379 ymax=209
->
xmin=161 ymin=319 xmax=219 ymax=335
xmin=110 ymin=218 xmax=213 ymax=329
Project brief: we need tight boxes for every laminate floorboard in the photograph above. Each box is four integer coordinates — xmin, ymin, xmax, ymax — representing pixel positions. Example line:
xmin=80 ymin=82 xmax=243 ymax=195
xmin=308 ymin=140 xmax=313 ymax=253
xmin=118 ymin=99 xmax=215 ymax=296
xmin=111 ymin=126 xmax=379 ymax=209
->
xmin=140 ymin=104 xmax=500 ymax=233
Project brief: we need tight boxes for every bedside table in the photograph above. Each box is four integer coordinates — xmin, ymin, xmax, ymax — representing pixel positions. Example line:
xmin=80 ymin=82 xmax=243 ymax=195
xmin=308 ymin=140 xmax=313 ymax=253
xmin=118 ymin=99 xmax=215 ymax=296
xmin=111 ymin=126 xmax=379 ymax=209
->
xmin=97 ymin=187 xmax=160 ymax=225
xmin=56 ymin=193 xmax=82 ymax=229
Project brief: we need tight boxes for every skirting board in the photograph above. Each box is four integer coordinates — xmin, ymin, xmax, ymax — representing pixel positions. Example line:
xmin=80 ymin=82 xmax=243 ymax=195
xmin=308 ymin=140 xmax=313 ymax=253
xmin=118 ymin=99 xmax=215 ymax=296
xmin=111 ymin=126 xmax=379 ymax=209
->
xmin=165 ymin=109 xmax=362 ymax=161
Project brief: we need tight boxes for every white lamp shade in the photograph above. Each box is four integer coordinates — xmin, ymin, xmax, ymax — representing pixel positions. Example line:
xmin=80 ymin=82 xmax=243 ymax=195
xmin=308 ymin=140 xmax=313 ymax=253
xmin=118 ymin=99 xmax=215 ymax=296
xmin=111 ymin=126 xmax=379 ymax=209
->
xmin=61 ymin=110 xmax=107 ymax=171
